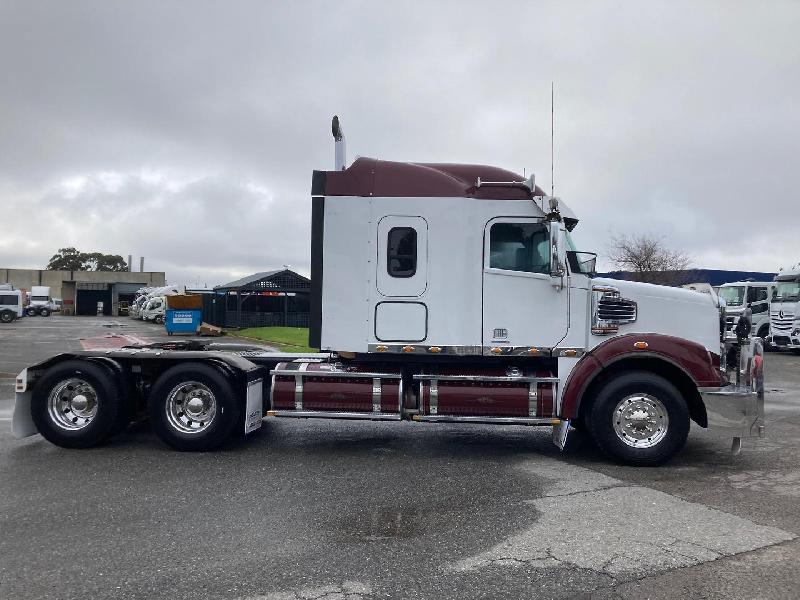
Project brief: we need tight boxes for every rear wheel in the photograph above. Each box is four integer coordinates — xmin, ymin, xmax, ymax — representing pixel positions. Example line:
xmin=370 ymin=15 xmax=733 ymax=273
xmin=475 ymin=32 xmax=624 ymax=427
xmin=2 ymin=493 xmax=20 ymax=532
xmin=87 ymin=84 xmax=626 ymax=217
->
xmin=587 ymin=371 xmax=689 ymax=466
xmin=0 ymin=310 xmax=14 ymax=323
xmin=154 ymin=314 xmax=164 ymax=325
xmin=26 ymin=307 xmax=38 ymax=316
xmin=148 ymin=362 xmax=241 ymax=451
xmin=31 ymin=360 xmax=125 ymax=448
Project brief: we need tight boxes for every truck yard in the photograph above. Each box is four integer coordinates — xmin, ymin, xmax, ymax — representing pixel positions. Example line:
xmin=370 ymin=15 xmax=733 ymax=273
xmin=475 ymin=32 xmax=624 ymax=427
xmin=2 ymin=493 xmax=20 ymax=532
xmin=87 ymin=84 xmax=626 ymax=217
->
xmin=1 ymin=315 xmax=800 ymax=599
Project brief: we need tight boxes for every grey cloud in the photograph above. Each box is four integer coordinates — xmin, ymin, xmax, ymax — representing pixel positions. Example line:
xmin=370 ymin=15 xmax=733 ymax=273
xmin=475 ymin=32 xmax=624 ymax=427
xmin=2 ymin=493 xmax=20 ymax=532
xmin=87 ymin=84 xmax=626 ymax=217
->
xmin=1 ymin=0 xmax=798 ymax=284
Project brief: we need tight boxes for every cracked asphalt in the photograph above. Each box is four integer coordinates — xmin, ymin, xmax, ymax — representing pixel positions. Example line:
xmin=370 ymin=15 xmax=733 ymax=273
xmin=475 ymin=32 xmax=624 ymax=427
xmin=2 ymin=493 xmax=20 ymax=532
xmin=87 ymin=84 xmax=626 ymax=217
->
xmin=1 ymin=317 xmax=800 ymax=599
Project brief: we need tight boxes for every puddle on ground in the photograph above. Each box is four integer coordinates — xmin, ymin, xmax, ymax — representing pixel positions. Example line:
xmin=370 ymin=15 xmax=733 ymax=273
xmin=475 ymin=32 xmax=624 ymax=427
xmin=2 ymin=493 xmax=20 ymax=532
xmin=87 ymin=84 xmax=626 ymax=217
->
xmin=325 ymin=505 xmax=440 ymax=541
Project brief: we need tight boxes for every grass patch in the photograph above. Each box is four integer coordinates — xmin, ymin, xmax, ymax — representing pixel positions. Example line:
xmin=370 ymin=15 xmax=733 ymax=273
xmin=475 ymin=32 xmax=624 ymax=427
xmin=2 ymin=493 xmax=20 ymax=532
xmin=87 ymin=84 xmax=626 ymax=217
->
xmin=233 ymin=327 xmax=316 ymax=353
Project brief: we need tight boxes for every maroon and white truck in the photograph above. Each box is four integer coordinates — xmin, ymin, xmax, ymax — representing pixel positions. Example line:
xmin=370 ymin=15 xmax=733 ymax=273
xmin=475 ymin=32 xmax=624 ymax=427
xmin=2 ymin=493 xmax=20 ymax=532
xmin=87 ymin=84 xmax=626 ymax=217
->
xmin=12 ymin=118 xmax=764 ymax=465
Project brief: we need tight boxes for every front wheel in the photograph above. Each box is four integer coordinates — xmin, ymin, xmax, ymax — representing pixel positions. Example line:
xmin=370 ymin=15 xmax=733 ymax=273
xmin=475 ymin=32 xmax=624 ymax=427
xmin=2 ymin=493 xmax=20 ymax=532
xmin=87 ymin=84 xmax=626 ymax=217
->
xmin=0 ymin=310 xmax=14 ymax=323
xmin=148 ymin=362 xmax=241 ymax=451
xmin=154 ymin=314 xmax=164 ymax=325
xmin=587 ymin=371 xmax=689 ymax=466
xmin=39 ymin=307 xmax=51 ymax=317
xmin=26 ymin=307 xmax=38 ymax=317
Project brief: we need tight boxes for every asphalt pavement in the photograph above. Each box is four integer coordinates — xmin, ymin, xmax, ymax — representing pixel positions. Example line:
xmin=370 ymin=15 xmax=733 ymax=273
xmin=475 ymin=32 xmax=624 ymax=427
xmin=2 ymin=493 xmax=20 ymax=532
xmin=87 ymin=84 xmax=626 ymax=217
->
xmin=1 ymin=316 xmax=799 ymax=599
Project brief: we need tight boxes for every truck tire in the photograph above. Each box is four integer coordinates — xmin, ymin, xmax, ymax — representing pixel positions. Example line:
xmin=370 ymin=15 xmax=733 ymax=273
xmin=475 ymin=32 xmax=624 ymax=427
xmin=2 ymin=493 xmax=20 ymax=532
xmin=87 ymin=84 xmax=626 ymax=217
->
xmin=31 ymin=360 xmax=125 ymax=448
xmin=26 ymin=307 xmax=39 ymax=317
xmin=154 ymin=314 xmax=164 ymax=325
xmin=148 ymin=362 xmax=241 ymax=451
xmin=587 ymin=371 xmax=689 ymax=466
xmin=39 ymin=307 xmax=51 ymax=317
xmin=0 ymin=310 xmax=14 ymax=323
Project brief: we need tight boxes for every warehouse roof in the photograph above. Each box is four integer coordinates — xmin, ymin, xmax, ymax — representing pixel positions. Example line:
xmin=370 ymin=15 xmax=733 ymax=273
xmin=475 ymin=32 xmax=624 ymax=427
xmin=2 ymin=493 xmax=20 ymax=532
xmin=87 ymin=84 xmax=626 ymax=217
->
xmin=215 ymin=269 xmax=310 ymax=291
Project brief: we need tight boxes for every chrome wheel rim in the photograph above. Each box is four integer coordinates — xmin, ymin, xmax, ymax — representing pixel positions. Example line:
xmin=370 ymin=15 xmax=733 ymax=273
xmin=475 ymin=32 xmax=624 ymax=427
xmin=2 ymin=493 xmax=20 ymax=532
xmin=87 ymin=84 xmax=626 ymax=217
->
xmin=165 ymin=381 xmax=216 ymax=434
xmin=47 ymin=378 xmax=98 ymax=430
xmin=612 ymin=393 xmax=669 ymax=448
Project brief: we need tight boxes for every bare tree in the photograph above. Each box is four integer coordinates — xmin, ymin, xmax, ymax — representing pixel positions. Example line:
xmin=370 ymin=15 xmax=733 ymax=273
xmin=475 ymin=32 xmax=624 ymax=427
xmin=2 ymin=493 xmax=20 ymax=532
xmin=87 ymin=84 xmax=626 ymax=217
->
xmin=608 ymin=234 xmax=693 ymax=286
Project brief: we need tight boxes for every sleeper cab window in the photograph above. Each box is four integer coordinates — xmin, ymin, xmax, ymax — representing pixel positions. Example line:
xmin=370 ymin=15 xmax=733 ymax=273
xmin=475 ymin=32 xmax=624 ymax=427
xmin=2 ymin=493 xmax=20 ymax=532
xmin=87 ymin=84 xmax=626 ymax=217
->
xmin=489 ymin=222 xmax=550 ymax=274
xmin=387 ymin=227 xmax=417 ymax=278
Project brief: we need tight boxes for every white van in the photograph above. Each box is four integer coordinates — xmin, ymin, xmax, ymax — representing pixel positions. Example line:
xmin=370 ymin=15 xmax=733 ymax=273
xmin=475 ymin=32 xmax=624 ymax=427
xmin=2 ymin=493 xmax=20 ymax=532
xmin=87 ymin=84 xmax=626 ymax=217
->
xmin=0 ymin=288 xmax=24 ymax=323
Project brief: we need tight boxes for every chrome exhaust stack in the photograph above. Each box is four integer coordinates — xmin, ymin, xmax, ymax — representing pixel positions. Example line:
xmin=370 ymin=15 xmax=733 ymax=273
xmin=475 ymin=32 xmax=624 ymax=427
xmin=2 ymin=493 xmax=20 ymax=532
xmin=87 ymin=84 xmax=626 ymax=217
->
xmin=332 ymin=115 xmax=347 ymax=171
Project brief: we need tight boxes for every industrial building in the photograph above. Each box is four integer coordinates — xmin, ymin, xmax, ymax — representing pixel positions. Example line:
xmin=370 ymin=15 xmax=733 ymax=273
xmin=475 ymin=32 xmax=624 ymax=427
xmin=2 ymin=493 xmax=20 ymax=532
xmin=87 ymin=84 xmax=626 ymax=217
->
xmin=0 ymin=268 xmax=166 ymax=316
xmin=206 ymin=269 xmax=311 ymax=329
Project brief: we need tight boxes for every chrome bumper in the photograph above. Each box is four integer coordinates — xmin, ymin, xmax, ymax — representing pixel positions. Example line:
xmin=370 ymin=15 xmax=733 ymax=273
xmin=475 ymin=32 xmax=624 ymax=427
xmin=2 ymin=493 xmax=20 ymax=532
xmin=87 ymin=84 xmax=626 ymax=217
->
xmin=701 ymin=386 xmax=764 ymax=438
xmin=704 ymin=337 xmax=765 ymax=444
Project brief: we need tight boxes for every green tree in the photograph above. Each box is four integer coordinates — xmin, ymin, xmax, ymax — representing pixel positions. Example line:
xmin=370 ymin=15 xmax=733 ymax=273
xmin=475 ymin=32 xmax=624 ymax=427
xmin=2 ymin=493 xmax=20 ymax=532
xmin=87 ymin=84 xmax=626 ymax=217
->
xmin=46 ymin=247 xmax=85 ymax=270
xmin=82 ymin=252 xmax=129 ymax=272
xmin=45 ymin=248 xmax=129 ymax=272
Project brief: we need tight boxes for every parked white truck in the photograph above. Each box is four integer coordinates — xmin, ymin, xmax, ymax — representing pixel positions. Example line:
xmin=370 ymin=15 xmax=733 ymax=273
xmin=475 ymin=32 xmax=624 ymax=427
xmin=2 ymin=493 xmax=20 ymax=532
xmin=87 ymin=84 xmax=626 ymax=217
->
xmin=12 ymin=117 xmax=764 ymax=465
xmin=26 ymin=286 xmax=54 ymax=317
xmin=140 ymin=295 xmax=166 ymax=324
xmin=718 ymin=280 xmax=774 ymax=344
xmin=770 ymin=262 xmax=800 ymax=353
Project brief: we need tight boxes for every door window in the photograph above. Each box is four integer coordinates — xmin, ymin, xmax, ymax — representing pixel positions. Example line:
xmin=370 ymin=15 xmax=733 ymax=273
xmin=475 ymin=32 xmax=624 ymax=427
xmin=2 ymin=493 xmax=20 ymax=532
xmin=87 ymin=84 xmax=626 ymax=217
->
xmin=387 ymin=227 xmax=417 ymax=278
xmin=489 ymin=222 xmax=550 ymax=274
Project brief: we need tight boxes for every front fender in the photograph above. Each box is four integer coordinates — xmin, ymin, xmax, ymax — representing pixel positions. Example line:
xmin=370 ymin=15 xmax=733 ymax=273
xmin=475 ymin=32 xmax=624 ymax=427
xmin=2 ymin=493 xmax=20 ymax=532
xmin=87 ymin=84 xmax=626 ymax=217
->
xmin=561 ymin=333 xmax=721 ymax=420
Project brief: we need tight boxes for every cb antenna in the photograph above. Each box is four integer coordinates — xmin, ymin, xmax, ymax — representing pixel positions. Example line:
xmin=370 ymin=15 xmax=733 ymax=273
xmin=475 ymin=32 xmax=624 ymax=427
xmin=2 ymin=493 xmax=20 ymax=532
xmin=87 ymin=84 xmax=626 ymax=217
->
xmin=551 ymin=81 xmax=555 ymax=198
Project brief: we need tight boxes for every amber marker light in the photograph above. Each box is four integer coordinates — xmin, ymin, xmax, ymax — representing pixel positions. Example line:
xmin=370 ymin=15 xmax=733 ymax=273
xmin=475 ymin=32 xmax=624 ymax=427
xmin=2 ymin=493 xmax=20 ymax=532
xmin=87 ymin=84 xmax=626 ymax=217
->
xmin=401 ymin=346 xmax=415 ymax=353
xmin=527 ymin=348 xmax=539 ymax=355
xmin=376 ymin=345 xmax=388 ymax=352
xmin=634 ymin=341 xmax=649 ymax=349
xmin=561 ymin=349 xmax=578 ymax=357
xmin=428 ymin=346 xmax=442 ymax=353
xmin=490 ymin=347 xmax=503 ymax=354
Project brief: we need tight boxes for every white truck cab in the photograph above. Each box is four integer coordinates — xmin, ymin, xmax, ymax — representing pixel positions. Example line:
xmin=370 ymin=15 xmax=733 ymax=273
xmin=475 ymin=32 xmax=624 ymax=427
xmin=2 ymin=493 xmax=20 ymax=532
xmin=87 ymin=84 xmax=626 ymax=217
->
xmin=27 ymin=286 xmax=54 ymax=317
xmin=770 ymin=262 xmax=800 ymax=352
xmin=141 ymin=295 xmax=166 ymax=324
xmin=718 ymin=281 xmax=774 ymax=343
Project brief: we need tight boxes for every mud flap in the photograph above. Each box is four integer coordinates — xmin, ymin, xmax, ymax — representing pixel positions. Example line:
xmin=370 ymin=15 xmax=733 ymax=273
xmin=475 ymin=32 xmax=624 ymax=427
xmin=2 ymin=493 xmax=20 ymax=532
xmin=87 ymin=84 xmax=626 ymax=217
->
xmin=552 ymin=419 xmax=570 ymax=451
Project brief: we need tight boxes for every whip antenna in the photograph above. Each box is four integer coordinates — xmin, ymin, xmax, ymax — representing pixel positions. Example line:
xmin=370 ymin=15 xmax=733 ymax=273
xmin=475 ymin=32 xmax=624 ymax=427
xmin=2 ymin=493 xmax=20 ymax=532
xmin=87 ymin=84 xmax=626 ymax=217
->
xmin=551 ymin=81 xmax=554 ymax=197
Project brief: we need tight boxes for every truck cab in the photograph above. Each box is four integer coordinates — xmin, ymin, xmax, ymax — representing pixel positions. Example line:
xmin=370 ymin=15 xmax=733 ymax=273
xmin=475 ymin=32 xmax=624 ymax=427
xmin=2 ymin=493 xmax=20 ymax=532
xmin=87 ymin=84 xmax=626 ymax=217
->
xmin=141 ymin=295 xmax=166 ymax=324
xmin=770 ymin=262 xmax=800 ymax=352
xmin=718 ymin=281 xmax=774 ymax=343
xmin=27 ymin=286 xmax=53 ymax=317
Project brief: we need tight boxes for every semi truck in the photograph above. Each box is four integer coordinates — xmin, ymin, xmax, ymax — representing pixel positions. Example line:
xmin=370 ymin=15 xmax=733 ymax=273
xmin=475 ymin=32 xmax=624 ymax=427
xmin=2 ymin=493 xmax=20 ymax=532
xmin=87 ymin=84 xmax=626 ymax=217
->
xmin=26 ymin=285 xmax=54 ymax=316
xmin=12 ymin=117 xmax=764 ymax=465
xmin=718 ymin=280 xmax=774 ymax=344
xmin=770 ymin=262 xmax=800 ymax=352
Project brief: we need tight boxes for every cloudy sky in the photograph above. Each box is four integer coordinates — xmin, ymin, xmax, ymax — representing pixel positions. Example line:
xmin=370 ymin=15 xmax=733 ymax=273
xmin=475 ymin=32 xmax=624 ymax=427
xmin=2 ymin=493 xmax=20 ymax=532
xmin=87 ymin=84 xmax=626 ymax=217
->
xmin=1 ymin=1 xmax=797 ymax=286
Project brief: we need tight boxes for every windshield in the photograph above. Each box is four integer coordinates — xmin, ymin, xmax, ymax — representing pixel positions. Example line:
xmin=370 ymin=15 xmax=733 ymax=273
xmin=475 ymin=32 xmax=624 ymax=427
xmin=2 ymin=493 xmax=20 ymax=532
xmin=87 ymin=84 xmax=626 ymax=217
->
xmin=719 ymin=286 xmax=745 ymax=306
xmin=774 ymin=281 xmax=800 ymax=303
xmin=32 ymin=295 xmax=49 ymax=301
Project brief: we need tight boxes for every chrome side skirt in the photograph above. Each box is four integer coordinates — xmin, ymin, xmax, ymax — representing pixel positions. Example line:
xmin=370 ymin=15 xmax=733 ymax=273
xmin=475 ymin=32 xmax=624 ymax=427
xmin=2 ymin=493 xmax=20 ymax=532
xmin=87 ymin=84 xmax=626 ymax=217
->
xmin=267 ymin=410 xmax=401 ymax=421
xmin=411 ymin=415 xmax=559 ymax=426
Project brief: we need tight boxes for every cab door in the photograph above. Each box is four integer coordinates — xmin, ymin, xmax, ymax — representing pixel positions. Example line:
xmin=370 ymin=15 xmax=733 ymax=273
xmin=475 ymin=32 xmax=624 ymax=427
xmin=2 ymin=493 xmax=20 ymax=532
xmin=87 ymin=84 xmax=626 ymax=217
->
xmin=481 ymin=217 xmax=569 ymax=351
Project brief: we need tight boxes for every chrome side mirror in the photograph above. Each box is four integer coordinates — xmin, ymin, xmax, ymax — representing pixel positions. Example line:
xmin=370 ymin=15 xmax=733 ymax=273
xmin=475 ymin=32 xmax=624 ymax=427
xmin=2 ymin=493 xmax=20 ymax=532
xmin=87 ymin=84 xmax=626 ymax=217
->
xmin=549 ymin=220 xmax=565 ymax=279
